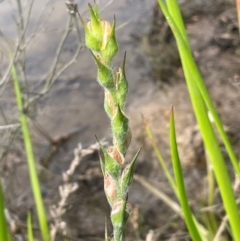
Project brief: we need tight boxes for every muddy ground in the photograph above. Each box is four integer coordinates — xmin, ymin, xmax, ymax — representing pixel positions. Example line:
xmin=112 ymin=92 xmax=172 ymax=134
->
xmin=2 ymin=0 xmax=240 ymax=240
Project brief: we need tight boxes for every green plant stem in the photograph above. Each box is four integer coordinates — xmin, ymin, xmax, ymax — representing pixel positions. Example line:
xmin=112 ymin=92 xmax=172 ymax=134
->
xmin=11 ymin=64 xmax=50 ymax=241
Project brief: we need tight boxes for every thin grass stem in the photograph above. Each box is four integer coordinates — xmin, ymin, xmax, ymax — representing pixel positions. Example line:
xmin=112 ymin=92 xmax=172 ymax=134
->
xmin=11 ymin=63 xmax=50 ymax=241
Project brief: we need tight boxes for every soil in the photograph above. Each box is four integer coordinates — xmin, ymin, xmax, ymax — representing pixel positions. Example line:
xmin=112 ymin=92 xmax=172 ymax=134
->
xmin=1 ymin=0 xmax=240 ymax=240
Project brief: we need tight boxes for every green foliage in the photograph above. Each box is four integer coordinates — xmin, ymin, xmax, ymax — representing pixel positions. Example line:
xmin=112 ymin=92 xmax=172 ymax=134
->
xmin=156 ymin=0 xmax=240 ymax=240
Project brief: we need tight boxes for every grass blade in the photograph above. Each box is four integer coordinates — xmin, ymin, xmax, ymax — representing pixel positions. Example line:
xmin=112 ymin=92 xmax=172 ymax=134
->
xmin=158 ymin=0 xmax=240 ymax=176
xmin=169 ymin=108 xmax=202 ymax=241
xmin=27 ymin=212 xmax=34 ymax=241
xmin=0 ymin=182 xmax=11 ymax=241
xmin=157 ymin=1 xmax=240 ymax=240
xmin=11 ymin=64 xmax=50 ymax=241
xmin=167 ymin=2 xmax=240 ymax=238
xmin=143 ymin=118 xmax=209 ymax=239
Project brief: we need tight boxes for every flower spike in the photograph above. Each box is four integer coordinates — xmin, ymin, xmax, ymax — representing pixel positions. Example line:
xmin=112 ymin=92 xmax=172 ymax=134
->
xmin=81 ymin=4 xmax=140 ymax=241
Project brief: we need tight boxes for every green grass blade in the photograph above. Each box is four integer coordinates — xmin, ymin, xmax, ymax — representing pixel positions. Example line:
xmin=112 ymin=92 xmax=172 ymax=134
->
xmin=183 ymin=66 xmax=240 ymax=240
xmin=157 ymin=1 xmax=240 ymax=240
xmin=169 ymin=108 xmax=202 ymax=241
xmin=0 ymin=183 xmax=11 ymax=241
xmin=166 ymin=0 xmax=189 ymax=48
xmin=158 ymin=0 xmax=240 ymax=176
xmin=11 ymin=64 xmax=50 ymax=241
xmin=143 ymin=117 xmax=209 ymax=239
xmin=27 ymin=212 xmax=34 ymax=241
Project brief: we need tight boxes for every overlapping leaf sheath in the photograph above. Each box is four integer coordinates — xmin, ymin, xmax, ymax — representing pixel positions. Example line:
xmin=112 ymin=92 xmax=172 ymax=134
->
xmin=80 ymin=4 xmax=140 ymax=241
